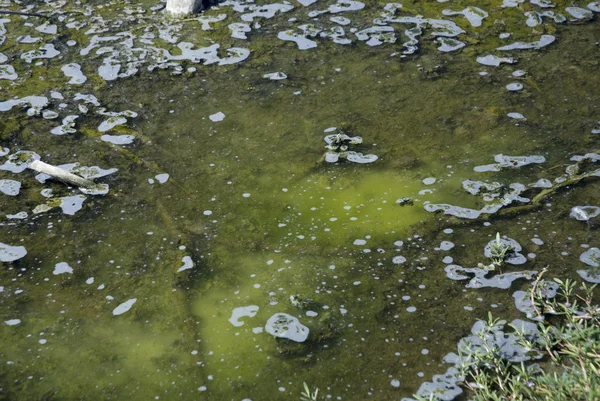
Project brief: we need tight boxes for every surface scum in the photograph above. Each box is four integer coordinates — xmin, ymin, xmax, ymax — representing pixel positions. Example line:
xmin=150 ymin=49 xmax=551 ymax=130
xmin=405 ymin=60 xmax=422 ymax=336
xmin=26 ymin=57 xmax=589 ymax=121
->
xmin=0 ymin=0 xmax=599 ymax=400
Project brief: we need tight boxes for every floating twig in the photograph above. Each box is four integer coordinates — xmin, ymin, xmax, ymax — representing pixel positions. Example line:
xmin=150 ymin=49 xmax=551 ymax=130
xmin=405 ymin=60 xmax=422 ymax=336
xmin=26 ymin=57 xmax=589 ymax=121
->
xmin=28 ymin=160 xmax=95 ymax=188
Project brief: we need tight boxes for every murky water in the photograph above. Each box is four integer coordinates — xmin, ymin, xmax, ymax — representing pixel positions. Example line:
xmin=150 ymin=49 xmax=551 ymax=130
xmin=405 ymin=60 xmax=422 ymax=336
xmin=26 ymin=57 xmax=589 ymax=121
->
xmin=1 ymin=0 xmax=599 ymax=400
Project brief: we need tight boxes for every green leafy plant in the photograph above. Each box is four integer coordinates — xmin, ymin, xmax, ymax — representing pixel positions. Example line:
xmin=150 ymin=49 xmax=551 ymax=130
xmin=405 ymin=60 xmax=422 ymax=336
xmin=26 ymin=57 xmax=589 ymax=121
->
xmin=442 ymin=279 xmax=600 ymax=401
xmin=300 ymin=382 xmax=319 ymax=401
xmin=479 ymin=232 xmax=514 ymax=272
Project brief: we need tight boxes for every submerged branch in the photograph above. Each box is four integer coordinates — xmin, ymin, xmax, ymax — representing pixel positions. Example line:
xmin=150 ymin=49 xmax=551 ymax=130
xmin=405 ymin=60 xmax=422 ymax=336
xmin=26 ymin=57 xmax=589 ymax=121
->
xmin=0 ymin=10 xmax=50 ymax=18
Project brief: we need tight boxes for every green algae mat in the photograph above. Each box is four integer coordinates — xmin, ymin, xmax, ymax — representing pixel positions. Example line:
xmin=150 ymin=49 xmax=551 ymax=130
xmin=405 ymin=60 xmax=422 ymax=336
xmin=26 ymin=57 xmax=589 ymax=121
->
xmin=1 ymin=0 xmax=599 ymax=400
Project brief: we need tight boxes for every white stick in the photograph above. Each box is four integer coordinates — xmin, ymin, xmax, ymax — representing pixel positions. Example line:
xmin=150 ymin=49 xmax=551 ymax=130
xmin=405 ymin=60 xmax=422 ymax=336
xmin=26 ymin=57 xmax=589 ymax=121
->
xmin=166 ymin=0 xmax=203 ymax=16
xmin=28 ymin=160 xmax=95 ymax=188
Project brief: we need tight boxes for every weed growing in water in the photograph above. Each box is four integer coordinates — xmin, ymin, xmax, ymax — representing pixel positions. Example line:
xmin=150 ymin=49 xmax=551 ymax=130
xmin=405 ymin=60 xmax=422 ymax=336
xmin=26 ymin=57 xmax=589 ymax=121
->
xmin=416 ymin=279 xmax=600 ymax=401
xmin=479 ymin=232 xmax=514 ymax=273
xmin=300 ymin=382 xmax=319 ymax=401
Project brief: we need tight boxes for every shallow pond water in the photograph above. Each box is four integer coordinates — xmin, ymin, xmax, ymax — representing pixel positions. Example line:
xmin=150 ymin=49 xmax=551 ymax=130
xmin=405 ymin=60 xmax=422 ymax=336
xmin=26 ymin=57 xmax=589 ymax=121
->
xmin=1 ymin=0 xmax=599 ymax=400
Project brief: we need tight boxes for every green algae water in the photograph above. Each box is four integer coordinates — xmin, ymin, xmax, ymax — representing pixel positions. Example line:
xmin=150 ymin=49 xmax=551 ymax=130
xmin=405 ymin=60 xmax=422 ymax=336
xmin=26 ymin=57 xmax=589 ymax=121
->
xmin=1 ymin=0 xmax=599 ymax=400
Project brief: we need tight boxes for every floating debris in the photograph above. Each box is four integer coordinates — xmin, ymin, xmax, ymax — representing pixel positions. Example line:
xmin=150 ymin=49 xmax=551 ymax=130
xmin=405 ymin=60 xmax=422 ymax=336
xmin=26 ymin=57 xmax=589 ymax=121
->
xmin=112 ymin=298 xmax=137 ymax=316
xmin=569 ymin=206 xmax=600 ymax=221
xmin=323 ymin=133 xmax=377 ymax=164
xmin=4 ymin=319 xmax=21 ymax=326
xmin=265 ymin=313 xmax=309 ymax=342
xmin=263 ymin=72 xmax=288 ymax=80
xmin=0 ymin=242 xmax=27 ymax=262
xmin=228 ymin=305 xmax=259 ymax=327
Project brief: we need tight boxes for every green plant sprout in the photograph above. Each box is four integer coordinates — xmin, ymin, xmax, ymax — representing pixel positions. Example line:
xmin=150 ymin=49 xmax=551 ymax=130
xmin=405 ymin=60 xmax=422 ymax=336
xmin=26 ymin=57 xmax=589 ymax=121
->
xmin=300 ymin=382 xmax=319 ymax=401
xmin=479 ymin=232 xmax=514 ymax=273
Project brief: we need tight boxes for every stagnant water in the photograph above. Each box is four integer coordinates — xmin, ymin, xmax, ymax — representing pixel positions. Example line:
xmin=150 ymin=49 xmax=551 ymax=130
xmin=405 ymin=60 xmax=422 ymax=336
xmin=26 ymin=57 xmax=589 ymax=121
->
xmin=0 ymin=0 xmax=599 ymax=400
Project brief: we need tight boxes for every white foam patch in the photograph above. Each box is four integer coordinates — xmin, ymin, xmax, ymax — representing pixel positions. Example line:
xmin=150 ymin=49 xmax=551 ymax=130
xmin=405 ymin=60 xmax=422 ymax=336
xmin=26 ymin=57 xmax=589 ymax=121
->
xmin=53 ymin=262 xmax=73 ymax=275
xmin=0 ymin=242 xmax=27 ymax=262
xmin=0 ymin=179 xmax=21 ymax=196
xmin=62 ymin=63 xmax=87 ymax=84
xmin=112 ymin=298 xmax=137 ymax=315
xmin=101 ymin=134 xmax=135 ymax=145
xmin=265 ymin=313 xmax=309 ymax=342
xmin=177 ymin=256 xmax=194 ymax=272
xmin=228 ymin=305 xmax=259 ymax=327
xmin=209 ymin=112 xmax=225 ymax=122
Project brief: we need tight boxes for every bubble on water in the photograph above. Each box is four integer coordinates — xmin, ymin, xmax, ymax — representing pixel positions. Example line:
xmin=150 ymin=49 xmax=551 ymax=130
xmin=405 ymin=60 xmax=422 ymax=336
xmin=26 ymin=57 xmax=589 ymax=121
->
xmin=391 ymin=379 xmax=400 ymax=388
xmin=530 ymin=178 xmax=552 ymax=188
xmin=392 ymin=256 xmax=406 ymax=264
xmin=112 ymin=298 xmax=137 ymax=316
xmin=422 ymin=177 xmax=436 ymax=185
xmin=507 ymin=112 xmax=527 ymax=120
xmin=506 ymin=82 xmax=523 ymax=91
